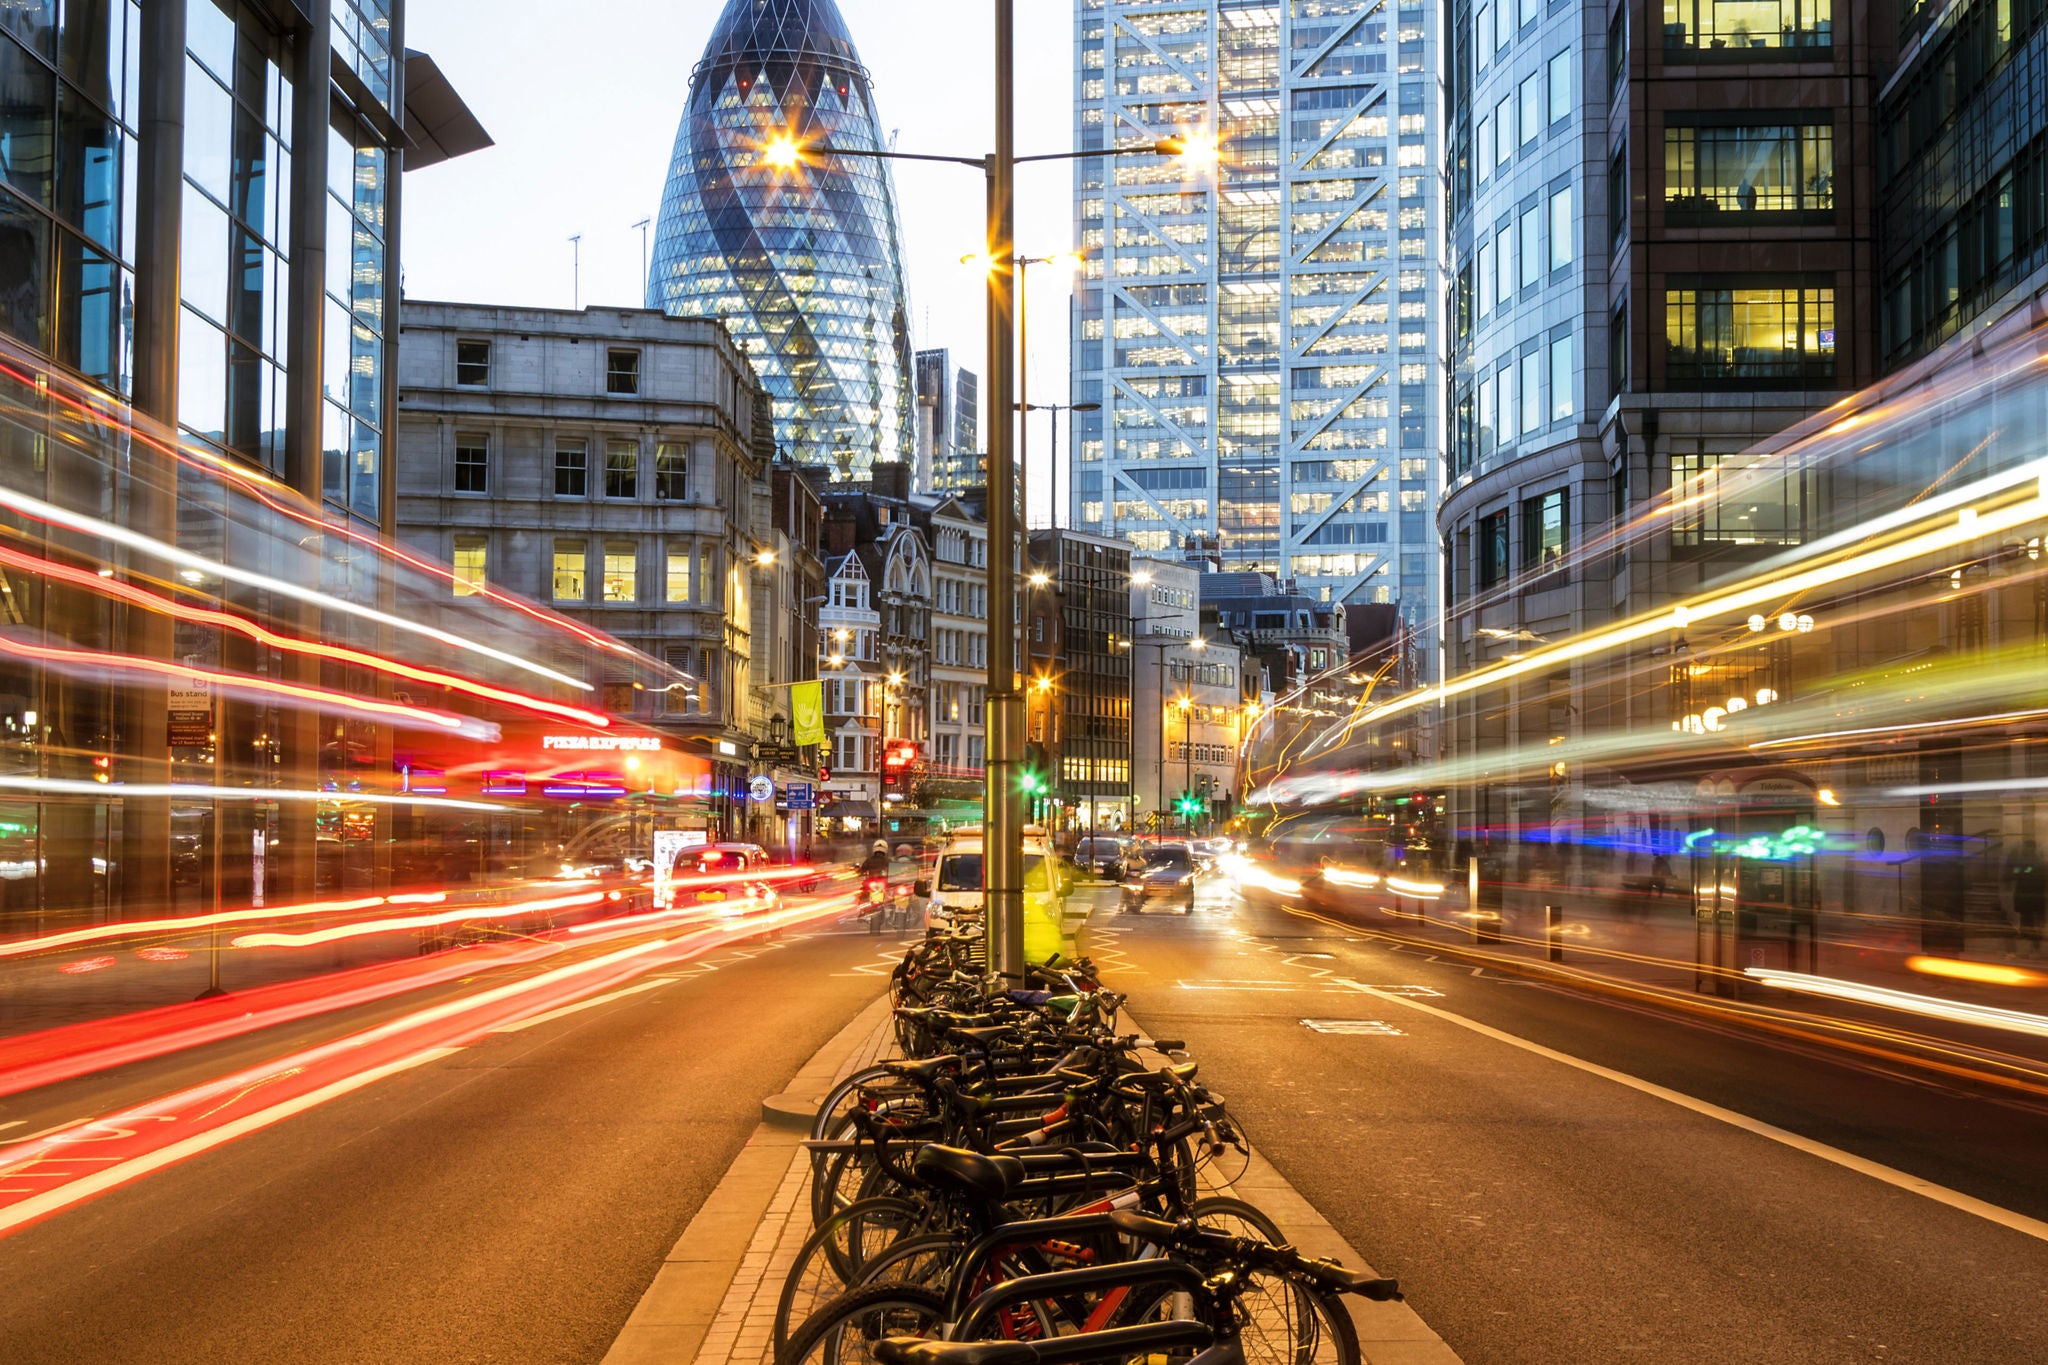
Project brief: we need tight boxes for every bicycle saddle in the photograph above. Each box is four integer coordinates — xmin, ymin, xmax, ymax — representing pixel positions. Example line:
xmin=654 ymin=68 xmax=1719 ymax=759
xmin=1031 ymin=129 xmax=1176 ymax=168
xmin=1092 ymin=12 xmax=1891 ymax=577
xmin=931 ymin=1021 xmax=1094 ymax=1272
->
xmin=882 ymin=1056 xmax=960 ymax=1086
xmin=912 ymin=1144 xmax=1026 ymax=1202
xmin=876 ymin=1342 xmax=1037 ymax=1365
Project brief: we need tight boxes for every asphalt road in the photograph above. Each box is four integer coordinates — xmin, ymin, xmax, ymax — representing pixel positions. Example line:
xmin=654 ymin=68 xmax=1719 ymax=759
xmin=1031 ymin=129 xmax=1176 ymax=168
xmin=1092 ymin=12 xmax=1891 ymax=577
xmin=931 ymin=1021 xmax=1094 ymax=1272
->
xmin=0 ymin=915 xmax=901 ymax=1364
xmin=1078 ymin=876 xmax=2048 ymax=1364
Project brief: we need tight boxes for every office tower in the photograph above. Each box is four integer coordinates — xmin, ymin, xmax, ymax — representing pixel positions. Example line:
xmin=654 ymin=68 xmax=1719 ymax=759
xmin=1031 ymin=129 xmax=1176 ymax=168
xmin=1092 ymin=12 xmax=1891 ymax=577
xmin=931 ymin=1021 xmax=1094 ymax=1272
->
xmin=1070 ymin=0 xmax=1447 ymax=645
xmin=650 ymin=0 xmax=916 ymax=480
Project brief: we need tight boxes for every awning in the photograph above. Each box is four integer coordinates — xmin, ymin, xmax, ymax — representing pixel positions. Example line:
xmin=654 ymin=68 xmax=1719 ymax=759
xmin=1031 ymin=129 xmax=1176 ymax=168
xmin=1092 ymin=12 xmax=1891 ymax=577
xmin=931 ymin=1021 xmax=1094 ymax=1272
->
xmin=822 ymin=799 xmax=878 ymax=819
xmin=403 ymin=51 xmax=494 ymax=169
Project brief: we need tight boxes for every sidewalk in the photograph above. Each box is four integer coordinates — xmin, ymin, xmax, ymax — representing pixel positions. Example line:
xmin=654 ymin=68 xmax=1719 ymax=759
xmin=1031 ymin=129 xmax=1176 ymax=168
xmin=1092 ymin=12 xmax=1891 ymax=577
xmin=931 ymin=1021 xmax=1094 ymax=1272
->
xmin=602 ymin=993 xmax=1462 ymax=1365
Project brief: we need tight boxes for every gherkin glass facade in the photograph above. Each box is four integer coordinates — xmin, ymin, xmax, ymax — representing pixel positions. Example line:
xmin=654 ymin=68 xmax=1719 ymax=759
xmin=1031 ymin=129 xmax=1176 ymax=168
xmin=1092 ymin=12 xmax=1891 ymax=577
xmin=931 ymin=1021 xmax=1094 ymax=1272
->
xmin=651 ymin=0 xmax=914 ymax=478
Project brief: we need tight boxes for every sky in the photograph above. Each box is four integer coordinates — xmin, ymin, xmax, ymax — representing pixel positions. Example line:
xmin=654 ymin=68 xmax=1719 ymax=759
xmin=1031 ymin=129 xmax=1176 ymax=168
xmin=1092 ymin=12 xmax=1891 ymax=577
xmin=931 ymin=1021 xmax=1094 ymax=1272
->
xmin=402 ymin=0 xmax=1080 ymax=520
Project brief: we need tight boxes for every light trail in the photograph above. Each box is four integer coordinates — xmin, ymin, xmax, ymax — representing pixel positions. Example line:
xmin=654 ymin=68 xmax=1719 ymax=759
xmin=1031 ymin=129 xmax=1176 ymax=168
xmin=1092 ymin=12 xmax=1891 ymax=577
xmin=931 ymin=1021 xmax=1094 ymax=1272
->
xmin=0 ymin=895 xmax=856 ymax=1237
xmin=231 ymin=890 xmax=609 ymax=948
xmin=0 ymin=892 xmax=447 ymax=962
xmin=1744 ymin=968 xmax=2048 ymax=1040
xmin=0 ymin=776 xmax=506 ymax=812
xmin=0 ymin=541 xmax=612 ymax=728
xmin=0 ymin=631 xmax=488 ymax=737
xmin=0 ymin=483 xmax=595 ymax=694
xmin=1907 ymin=956 xmax=2048 ymax=988
xmin=1351 ymin=460 xmax=2048 ymax=729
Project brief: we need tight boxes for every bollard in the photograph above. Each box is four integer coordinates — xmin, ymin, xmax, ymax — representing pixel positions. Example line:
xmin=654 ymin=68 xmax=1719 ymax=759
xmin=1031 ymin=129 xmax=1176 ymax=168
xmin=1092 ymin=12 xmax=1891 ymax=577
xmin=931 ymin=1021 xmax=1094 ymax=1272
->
xmin=1547 ymin=903 xmax=1563 ymax=962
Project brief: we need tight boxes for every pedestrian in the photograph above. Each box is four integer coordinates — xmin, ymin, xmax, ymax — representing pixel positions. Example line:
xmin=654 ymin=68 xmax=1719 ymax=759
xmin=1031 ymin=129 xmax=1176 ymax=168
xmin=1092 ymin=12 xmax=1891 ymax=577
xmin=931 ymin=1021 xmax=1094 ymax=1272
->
xmin=2013 ymin=841 xmax=2046 ymax=955
xmin=1737 ymin=179 xmax=1756 ymax=212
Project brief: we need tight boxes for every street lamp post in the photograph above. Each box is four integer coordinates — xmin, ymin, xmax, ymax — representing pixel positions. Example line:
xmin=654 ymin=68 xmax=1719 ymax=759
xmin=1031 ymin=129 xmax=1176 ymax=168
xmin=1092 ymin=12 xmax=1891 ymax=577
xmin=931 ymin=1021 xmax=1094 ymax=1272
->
xmin=1022 ymin=400 xmax=1102 ymax=533
xmin=760 ymin=50 xmax=1215 ymax=978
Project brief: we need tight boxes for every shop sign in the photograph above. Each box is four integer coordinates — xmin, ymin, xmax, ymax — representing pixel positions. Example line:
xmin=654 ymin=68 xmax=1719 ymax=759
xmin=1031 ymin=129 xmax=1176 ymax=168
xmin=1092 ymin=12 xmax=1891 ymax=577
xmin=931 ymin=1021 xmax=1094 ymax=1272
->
xmin=748 ymin=776 xmax=776 ymax=804
xmin=542 ymin=735 xmax=662 ymax=752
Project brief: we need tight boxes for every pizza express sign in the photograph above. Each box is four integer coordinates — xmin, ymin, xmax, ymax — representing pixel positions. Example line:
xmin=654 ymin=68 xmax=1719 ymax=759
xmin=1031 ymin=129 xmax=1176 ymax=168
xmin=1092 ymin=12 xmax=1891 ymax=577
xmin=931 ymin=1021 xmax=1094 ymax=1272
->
xmin=541 ymin=735 xmax=664 ymax=753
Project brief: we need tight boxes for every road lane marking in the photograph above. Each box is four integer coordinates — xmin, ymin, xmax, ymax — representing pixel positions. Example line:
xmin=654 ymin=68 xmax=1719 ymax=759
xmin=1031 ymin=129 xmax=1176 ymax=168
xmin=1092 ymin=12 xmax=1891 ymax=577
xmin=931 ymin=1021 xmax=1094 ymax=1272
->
xmin=491 ymin=978 xmax=673 ymax=1033
xmin=0 ymin=1122 xmax=22 ymax=1134
xmin=1302 ymin=1019 xmax=1405 ymax=1036
xmin=0 ymin=1048 xmax=460 ymax=1238
xmin=1333 ymin=977 xmax=2048 ymax=1246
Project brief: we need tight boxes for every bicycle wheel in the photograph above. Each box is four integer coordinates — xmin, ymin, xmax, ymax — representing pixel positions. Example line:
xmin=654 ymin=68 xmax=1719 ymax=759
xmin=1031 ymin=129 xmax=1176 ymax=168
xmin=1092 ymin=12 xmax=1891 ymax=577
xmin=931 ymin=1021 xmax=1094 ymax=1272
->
xmin=778 ymin=1283 xmax=945 ymax=1365
xmin=1189 ymin=1194 xmax=1287 ymax=1245
xmin=1234 ymin=1280 xmax=1360 ymax=1365
xmin=845 ymin=1232 xmax=965 ymax=1294
xmin=773 ymin=1197 xmax=931 ymax=1361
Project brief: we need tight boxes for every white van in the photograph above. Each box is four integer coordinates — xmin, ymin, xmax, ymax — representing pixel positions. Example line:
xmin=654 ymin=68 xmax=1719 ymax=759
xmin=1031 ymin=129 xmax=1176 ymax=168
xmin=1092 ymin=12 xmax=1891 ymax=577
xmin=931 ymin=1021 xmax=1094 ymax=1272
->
xmin=920 ymin=828 xmax=1068 ymax=964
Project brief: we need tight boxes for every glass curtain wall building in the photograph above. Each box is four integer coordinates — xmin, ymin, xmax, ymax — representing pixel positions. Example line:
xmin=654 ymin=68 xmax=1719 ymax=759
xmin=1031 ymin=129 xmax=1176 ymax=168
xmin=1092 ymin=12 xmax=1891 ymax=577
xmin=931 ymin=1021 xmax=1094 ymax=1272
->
xmin=0 ymin=0 xmax=491 ymax=920
xmin=1070 ymin=0 xmax=1447 ymax=643
xmin=649 ymin=0 xmax=915 ymax=480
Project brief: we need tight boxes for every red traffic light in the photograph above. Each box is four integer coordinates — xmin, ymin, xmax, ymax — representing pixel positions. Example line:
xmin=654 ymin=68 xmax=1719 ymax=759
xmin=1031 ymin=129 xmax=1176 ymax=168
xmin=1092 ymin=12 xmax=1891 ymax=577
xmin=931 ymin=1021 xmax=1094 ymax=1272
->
xmin=882 ymin=742 xmax=918 ymax=770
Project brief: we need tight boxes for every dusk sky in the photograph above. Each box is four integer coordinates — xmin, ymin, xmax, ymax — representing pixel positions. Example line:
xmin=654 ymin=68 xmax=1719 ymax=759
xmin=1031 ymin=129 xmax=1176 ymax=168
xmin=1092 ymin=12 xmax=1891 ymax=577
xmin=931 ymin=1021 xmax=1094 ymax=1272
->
xmin=403 ymin=1 xmax=1079 ymax=515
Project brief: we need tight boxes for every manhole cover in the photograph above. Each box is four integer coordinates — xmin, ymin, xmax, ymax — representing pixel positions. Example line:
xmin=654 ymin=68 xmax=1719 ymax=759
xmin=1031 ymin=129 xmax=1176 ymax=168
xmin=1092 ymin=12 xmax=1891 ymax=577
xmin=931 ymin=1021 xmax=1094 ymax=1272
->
xmin=1301 ymin=1019 xmax=1405 ymax=1036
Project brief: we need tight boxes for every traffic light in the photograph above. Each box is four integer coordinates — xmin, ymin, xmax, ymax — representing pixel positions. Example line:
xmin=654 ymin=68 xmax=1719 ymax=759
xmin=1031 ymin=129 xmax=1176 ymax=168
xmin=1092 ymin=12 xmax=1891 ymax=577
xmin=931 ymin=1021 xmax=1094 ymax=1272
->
xmin=1176 ymin=792 xmax=1206 ymax=821
xmin=1020 ymin=742 xmax=1050 ymax=797
xmin=881 ymin=743 xmax=918 ymax=801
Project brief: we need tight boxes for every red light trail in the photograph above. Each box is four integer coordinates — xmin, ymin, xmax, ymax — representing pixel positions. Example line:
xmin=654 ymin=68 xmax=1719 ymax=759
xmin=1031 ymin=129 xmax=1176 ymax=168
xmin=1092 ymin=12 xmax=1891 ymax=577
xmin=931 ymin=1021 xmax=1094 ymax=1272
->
xmin=0 ymin=893 xmax=857 ymax=1239
xmin=0 ymin=540 xmax=613 ymax=729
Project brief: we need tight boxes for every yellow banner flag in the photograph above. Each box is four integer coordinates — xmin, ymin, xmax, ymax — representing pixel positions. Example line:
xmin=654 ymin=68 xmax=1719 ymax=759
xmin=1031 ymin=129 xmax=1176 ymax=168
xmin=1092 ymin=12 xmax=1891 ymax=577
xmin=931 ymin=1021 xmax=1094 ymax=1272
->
xmin=792 ymin=680 xmax=825 ymax=748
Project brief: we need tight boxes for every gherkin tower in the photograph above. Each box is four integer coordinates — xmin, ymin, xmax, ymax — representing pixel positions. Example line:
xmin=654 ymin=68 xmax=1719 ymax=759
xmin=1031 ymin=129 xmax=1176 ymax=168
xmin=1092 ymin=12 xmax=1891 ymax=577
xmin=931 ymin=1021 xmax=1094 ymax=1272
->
xmin=650 ymin=0 xmax=915 ymax=478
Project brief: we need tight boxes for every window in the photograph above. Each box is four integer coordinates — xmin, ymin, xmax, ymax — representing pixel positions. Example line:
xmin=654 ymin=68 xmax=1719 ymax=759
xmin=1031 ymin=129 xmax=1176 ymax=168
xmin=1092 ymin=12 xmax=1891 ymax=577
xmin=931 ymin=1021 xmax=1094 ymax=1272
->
xmin=1478 ymin=374 xmax=1495 ymax=456
xmin=667 ymin=545 xmax=693 ymax=602
xmin=1519 ymin=0 xmax=1539 ymax=25
xmin=1495 ymin=96 xmax=1515 ymax=166
xmin=603 ymin=543 xmax=636 ymax=603
xmin=1479 ymin=509 xmax=1510 ymax=587
xmin=1662 ymin=0 xmax=1832 ymax=51
xmin=656 ymin=443 xmax=689 ymax=500
xmin=555 ymin=440 xmax=587 ymax=497
xmin=1609 ymin=143 xmax=1628 ymax=249
xmin=1550 ymin=332 xmax=1575 ymax=420
xmin=1521 ymin=490 xmax=1567 ymax=569
xmin=1665 ymin=283 xmax=1836 ymax=382
xmin=456 ymin=340 xmax=490 ymax=387
xmin=1671 ymin=448 xmax=1810 ymax=546
xmin=605 ymin=440 xmax=638 ymax=498
xmin=1498 ymin=224 xmax=1514 ymax=304
xmin=1520 ymin=74 xmax=1542 ymax=146
xmin=1550 ymin=186 xmax=1574 ymax=269
xmin=452 ymin=536 xmax=486 ymax=597
xmin=1520 ymin=206 xmax=1541 ymax=287
xmin=1497 ymin=361 xmax=1515 ymax=447
xmin=553 ymin=542 xmax=587 ymax=602
xmin=1478 ymin=238 xmax=1494 ymax=313
xmin=1548 ymin=50 xmax=1571 ymax=125
xmin=607 ymin=348 xmax=641 ymax=395
xmin=1611 ymin=299 xmax=1631 ymax=390
xmin=1520 ymin=350 xmax=1541 ymax=433
xmin=1495 ymin=0 xmax=1513 ymax=51
xmin=1476 ymin=5 xmax=1492 ymax=66
xmin=1664 ymin=124 xmax=1833 ymax=215
xmin=454 ymin=434 xmax=488 ymax=493
xmin=1477 ymin=117 xmax=1491 ymax=181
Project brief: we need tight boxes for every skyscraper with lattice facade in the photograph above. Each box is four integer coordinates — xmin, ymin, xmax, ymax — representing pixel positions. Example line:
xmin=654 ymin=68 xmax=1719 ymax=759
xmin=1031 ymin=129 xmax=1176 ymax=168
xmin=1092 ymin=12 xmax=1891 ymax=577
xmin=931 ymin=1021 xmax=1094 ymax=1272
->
xmin=1071 ymin=0 xmax=1445 ymax=640
xmin=651 ymin=0 xmax=915 ymax=479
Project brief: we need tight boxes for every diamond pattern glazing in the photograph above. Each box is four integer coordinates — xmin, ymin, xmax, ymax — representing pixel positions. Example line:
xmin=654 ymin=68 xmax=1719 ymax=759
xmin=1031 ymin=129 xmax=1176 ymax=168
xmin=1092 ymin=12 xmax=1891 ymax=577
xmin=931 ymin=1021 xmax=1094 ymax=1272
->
xmin=650 ymin=0 xmax=915 ymax=478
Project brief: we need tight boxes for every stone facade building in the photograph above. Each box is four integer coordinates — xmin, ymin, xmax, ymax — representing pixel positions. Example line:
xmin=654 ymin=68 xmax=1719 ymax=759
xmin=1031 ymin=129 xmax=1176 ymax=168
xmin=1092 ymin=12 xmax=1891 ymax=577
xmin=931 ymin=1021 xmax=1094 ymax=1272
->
xmin=394 ymin=300 xmax=806 ymax=842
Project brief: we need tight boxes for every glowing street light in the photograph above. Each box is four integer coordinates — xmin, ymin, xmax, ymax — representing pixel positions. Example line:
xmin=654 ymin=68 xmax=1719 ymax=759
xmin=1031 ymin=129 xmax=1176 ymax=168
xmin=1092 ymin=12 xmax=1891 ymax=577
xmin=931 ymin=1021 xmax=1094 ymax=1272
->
xmin=762 ymin=134 xmax=803 ymax=171
xmin=1154 ymin=130 xmax=1222 ymax=171
xmin=1028 ymin=571 xmax=1051 ymax=588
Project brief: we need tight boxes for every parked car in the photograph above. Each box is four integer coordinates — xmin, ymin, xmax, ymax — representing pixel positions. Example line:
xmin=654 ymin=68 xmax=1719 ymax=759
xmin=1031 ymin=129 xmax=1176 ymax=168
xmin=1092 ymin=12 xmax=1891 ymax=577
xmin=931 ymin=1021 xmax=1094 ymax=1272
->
xmin=1121 ymin=842 xmax=1198 ymax=914
xmin=1074 ymin=836 xmax=1128 ymax=882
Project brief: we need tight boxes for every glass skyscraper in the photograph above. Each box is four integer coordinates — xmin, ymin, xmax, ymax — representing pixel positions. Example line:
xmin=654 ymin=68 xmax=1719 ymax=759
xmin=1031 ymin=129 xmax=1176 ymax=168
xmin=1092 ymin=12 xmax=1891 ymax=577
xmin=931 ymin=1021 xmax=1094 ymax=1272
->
xmin=651 ymin=0 xmax=915 ymax=479
xmin=1070 ymin=0 xmax=1446 ymax=633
